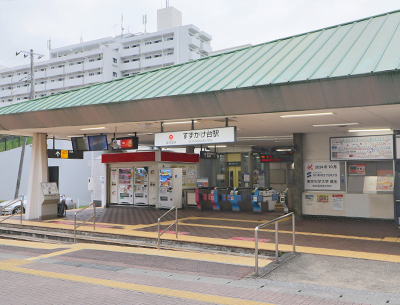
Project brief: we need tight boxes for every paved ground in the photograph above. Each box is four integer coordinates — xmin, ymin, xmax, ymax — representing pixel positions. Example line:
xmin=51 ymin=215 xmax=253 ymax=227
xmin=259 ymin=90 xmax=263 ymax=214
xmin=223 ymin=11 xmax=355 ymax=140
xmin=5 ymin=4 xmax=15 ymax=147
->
xmin=1 ymin=239 xmax=400 ymax=305
xmin=1 ymin=206 xmax=400 ymax=304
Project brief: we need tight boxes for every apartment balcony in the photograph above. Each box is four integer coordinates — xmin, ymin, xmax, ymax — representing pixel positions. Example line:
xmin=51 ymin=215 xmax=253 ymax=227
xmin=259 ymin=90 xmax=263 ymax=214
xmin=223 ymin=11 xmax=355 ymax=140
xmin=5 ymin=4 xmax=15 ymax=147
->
xmin=35 ymin=71 xmax=46 ymax=79
xmin=162 ymin=40 xmax=175 ymax=49
xmin=121 ymin=61 xmax=140 ymax=71
xmin=64 ymin=78 xmax=84 ymax=87
xmin=47 ymin=67 xmax=65 ymax=77
xmin=188 ymin=37 xmax=200 ymax=49
xmin=0 ymin=77 xmax=12 ymax=86
xmin=141 ymin=43 xmax=164 ymax=54
xmin=84 ymin=60 xmax=103 ymax=70
xmin=46 ymin=81 xmax=65 ymax=90
xmin=83 ymin=75 xmax=103 ymax=85
xmin=65 ymin=64 xmax=84 ymax=74
xmin=120 ymin=47 xmax=140 ymax=57
xmin=12 ymin=87 xmax=29 ymax=95
xmin=142 ymin=57 xmax=164 ymax=68
xmin=200 ymin=43 xmax=212 ymax=54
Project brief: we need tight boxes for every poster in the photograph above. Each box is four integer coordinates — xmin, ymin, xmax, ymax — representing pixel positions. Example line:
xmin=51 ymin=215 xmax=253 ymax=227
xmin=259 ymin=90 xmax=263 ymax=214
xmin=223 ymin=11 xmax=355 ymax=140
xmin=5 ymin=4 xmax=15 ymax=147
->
xmin=377 ymin=170 xmax=393 ymax=177
xmin=317 ymin=194 xmax=329 ymax=203
xmin=305 ymin=162 xmax=340 ymax=190
xmin=332 ymin=194 xmax=344 ymax=210
xmin=305 ymin=194 xmax=314 ymax=206
xmin=348 ymin=164 xmax=365 ymax=175
xmin=376 ymin=176 xmax=394 ymax=191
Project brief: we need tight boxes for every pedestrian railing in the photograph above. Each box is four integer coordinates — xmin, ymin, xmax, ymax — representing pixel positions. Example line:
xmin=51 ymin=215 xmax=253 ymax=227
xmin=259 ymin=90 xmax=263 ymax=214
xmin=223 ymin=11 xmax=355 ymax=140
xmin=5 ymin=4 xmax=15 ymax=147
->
xmin=157 ymin=206 xmax=178 ymax=249
xmin=0 ymin=195 xmax=24 ymax=224
xmin=254 ymin=212 xmax=295 ymax=277
xmin=74 ymin=202 xmax=96 ymax=243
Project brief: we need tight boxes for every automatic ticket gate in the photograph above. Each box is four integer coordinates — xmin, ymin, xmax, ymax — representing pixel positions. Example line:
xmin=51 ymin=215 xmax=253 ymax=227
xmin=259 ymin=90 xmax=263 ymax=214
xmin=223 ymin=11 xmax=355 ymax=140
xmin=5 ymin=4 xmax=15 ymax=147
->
xmin=229 ymin=187 xmax=253 ymax=212
xmin=211 ymin=187 xmax=232 ymax=211
xmin=251 ymin=187 xmax=279 ymax=213
xmin=195 ymin=187 xmax=214 ymax=210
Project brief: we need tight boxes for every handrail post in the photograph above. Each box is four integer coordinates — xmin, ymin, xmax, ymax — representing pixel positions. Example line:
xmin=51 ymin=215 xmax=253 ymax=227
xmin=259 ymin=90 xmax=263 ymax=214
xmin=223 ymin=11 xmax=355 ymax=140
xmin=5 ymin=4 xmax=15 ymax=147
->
xmin=275 ymin=221 xmax=279 ymax=264
xmin=20 ymin=199 xmax=22 ymax=224
xmin=292 ymin=213 xmax=296 ymax=253
xmin=158 ymin=217 xmax=161 ymax=249
xmin=255 ymin=227 xmax=259 ymax=277
xmin=175 ymin=206 xmax=178 ymax=239
xmin=93 ymin=203 xmax=96 ymax=231
xmin=74 ymin=213 xmax=77 ymax=244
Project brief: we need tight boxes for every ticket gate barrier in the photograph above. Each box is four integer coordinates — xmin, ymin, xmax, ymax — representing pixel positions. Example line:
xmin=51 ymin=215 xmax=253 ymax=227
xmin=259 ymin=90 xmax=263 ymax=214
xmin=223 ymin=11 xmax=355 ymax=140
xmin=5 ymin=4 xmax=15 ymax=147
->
xmin=229 ymin=187 xmax=253 ymax=212
xmin=211 ymin=187 xmax=232 ymax=211
xmin=279 ymin=189 xmax=289 ymax=213
xmin=251 ymin=187 xmax=279 ymax=213
xmin=195 ymin=187 xmax=215 ymax=210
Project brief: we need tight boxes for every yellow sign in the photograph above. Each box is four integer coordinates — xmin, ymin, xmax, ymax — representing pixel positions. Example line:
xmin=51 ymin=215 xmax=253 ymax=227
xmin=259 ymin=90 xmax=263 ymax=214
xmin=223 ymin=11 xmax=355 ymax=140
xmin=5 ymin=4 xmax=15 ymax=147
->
xmin=61 ymin=150 xmax=68 ymax=159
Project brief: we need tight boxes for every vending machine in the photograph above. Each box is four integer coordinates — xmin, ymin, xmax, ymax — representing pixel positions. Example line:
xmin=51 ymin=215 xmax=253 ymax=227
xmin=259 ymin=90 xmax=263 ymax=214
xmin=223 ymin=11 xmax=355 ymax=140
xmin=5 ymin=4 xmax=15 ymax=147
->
xmin=134 ymin=167 xmax=148 ymax=205
xmin=158 ymin=168 xmax=182 ymax=209
xmin=118 ymin=168 xmax=133 ymax=204
xmin=110 ymin=168 xmax=118 ymax=204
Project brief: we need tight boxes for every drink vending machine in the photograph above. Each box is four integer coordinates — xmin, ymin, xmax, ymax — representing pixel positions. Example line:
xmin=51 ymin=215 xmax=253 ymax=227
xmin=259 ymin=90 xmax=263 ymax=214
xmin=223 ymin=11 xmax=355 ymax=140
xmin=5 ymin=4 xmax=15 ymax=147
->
xmin=158 ymin=168 xmax=182 ymax=209
xmin=118 ymin=168 xmax=134 ymax=204
xmin=134 ymin=167 xmax=148 ymax=205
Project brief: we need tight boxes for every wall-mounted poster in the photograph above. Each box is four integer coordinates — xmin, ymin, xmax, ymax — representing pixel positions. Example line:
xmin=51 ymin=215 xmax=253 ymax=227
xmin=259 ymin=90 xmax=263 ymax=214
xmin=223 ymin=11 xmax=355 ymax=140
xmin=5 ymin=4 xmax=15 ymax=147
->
xmin=376 ymin=176 xmax=394 ymax=191
xmin=331 ymin=135 xmax=393 ymax=160
xmin=348 ymin=164 xmax=365 ymax=175
xmin=332 ymin=194 xmax=344 ymax=210
xmin=304 ymin=162 xmax=340 ymax=190
xmin=317 ymin=194 xmax=329 ymax=203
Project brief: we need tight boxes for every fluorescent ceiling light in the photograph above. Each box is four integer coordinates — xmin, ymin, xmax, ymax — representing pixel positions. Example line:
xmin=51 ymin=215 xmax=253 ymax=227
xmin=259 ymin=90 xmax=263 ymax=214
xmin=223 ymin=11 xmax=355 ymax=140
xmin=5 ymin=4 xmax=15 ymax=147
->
xmin=207 ymin=145 xmax=226 ymax=148
xmin=163 ymin=120 xmax=198 ymax=125
xmin=348 ymin=128 xmax=392 ymax=133
xmin=127 ymin=133 xmax=153 ymax=136
xmin=67 ymin=135 xmax=84 ymax=138
xmin=79 ymin=127 xmax=106 ymax=131
xmin=237 ymin=135 xmax=293 ymax=139
xmin=313 ymin=123 xmax=359 ymax=127
xmin=275 ymin=148 xmax=292 ymax=151
xmin=280 ymin=112 xmax=334 ymax=118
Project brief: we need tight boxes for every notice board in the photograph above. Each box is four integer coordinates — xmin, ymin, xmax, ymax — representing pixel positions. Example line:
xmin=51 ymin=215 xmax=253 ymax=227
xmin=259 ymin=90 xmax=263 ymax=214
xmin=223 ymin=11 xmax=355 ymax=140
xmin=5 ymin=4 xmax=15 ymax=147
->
xmin=330 ymin=135 xmax=393 ymax=161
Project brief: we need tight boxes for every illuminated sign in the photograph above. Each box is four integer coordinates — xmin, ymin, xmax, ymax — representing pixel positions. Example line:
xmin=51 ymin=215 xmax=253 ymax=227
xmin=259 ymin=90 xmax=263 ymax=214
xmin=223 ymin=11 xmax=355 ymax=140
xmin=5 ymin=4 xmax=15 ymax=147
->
xmin=261 ymin=153 xmax=293 ymax=163
xmin=154 ymin=127 xmax=236 ymax=147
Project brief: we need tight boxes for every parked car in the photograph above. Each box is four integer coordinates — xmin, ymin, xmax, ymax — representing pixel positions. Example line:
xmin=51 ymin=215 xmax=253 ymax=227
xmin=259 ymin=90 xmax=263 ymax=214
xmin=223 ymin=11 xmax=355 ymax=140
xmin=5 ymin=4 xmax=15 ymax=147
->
xmin=0 ymin=194 xmax=74 ymax=216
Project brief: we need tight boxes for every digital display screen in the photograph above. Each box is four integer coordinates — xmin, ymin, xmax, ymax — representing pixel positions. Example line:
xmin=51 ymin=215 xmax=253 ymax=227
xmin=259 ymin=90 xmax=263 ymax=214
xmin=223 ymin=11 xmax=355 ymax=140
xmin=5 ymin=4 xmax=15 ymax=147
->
xmin=261 ymin=153 xmax=293 ymax=162
xmin=88 ymin=135 xmax=108 ymax=151
xmin=111 ymin=137 xmax=139 ymax=150
xmin=71 ymin=137 xmax=89 ymax=151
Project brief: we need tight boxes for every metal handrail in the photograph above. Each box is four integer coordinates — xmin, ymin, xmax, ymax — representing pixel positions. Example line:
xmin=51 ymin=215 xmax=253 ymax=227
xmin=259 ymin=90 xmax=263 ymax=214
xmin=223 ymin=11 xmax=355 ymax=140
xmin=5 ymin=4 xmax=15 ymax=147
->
xmin=74 ymin=202 xmax=96 ymax=243
xmin=157 ymin=206 xmax=178 ymax=249
xmin=254 ymin=212 xmax=295 ymax=277
xmin=0 ymin=195 xmax=24 ymax=224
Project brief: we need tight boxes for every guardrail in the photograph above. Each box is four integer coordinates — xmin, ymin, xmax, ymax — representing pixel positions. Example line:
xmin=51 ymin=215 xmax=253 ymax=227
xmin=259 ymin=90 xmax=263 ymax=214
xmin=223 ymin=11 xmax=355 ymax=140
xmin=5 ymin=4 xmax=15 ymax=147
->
xmin=254 ymin=212 xmax=295 ymax=277
xmin=74 ymin=202 xmax=96 ymax=243
xmin=157 ymin=206 xmax=178 ymax=249
xmin=0 ymin=195 xmax=24 ymax=224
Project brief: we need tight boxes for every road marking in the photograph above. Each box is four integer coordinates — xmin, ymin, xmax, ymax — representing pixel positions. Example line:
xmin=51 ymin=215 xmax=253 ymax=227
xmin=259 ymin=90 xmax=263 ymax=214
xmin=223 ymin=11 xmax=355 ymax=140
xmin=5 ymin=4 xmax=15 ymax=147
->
xmin=26 ymin=247 xmax=81 ymax=261
xmin=0 ymin=259 xmax=274 ymax=305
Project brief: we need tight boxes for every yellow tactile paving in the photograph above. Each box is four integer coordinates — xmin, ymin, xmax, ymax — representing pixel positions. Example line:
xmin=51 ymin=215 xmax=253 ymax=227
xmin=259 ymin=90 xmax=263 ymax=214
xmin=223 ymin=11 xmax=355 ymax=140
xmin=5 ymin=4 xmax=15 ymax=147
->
xmin=0 ymin=259 xmax=274 ymax=305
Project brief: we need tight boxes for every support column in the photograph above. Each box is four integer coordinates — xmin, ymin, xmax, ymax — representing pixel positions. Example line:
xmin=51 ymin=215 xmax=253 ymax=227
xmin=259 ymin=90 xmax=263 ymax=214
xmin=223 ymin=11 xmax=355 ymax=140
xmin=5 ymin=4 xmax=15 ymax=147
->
xmin=26 ymin=133 xmax=48 ymax=220
xmin=186 ymin=146 xmax=194 ymax=154
xmin=293 ymin=133 xmax=303 ymax=220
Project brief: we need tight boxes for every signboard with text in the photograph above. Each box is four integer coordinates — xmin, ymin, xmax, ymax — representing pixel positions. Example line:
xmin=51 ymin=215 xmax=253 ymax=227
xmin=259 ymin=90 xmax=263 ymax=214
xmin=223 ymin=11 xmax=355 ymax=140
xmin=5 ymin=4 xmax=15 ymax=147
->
xmin=304 ymin=161 xmax=340 ymax=190
xmin=154 ymin=127 xmax=236 ymax=147
xmin=48 ymin=149 xmax=83 ymax=159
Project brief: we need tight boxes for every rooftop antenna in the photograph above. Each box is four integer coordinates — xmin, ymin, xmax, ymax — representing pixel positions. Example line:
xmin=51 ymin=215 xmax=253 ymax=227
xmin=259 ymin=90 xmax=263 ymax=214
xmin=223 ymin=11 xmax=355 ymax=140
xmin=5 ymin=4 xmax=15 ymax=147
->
xmin=166 ymin=0 xmax=169 ymax=7
xmin=47 ymin=39 xmax=51 ymax=50
xmin=80 ymin=30 xmax=83 ymax=43
xmin=121 ymin=14 xmax=125 ymax=36
xmin=143 ymin=14 xmax=147 ymax=34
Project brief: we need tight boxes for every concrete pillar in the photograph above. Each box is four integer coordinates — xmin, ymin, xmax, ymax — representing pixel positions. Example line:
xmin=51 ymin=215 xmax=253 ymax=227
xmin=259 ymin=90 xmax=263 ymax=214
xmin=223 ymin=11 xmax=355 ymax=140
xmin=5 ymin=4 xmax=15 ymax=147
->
xmin=293 ymin=133 xmax=303 ymax=220
xmin=185 ymin=146 xmax=194 ymax=154
xmin=26 ymin=133 xmax=48 ymax=220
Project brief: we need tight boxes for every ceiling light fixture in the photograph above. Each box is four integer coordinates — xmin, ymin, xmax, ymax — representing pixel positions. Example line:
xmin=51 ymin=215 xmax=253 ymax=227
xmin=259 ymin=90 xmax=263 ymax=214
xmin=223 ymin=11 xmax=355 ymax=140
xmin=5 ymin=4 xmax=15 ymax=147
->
xmin=163 ymin=120 xmax=198 ymax=125
xmin=348 ymin=128 xmax=392 ymax=133
xmin=275 ymin=148 xmax=292 ymax=152
xmin=207 ymin=145 xmax=227 ymax=148
xmin=79 ymin=127 xmax=106 ymax=131
xmin=280 ymin=112 xmax=335 ymax=118
xmin=313 ymin=123 xmax=360 ymax=127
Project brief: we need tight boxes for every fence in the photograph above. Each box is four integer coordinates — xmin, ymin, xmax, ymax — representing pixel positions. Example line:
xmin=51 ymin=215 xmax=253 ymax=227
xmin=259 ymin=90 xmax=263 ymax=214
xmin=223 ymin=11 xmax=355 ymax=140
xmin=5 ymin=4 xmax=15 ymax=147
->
xmin=0 ymin=136 xmax=32 ymax=152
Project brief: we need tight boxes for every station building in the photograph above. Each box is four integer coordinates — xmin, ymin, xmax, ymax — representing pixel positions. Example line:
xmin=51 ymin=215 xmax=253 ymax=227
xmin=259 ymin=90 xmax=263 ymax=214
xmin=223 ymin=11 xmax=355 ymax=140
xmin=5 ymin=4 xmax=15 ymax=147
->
xmin=1 ymin=10 xmax=400 ymax=224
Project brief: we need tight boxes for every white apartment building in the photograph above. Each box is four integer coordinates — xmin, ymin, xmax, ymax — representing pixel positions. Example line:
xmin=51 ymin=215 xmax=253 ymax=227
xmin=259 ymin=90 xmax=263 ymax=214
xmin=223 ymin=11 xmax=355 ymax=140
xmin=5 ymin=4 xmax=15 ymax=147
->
xmin=0 ymin=7 xmax=212 ymax=107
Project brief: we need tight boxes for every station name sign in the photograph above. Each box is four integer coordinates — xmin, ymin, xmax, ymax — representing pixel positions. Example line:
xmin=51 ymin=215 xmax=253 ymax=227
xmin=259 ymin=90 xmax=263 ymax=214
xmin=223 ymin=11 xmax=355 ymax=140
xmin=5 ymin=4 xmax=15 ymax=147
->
xmin=154 ymin=126 xmax=236 ymax=147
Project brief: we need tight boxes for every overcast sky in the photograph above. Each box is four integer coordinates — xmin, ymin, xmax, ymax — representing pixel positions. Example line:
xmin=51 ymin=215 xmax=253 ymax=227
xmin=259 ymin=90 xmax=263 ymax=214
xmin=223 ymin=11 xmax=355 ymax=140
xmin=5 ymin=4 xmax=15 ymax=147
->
xmin=0 ymin=0 xmax=399 ymax=68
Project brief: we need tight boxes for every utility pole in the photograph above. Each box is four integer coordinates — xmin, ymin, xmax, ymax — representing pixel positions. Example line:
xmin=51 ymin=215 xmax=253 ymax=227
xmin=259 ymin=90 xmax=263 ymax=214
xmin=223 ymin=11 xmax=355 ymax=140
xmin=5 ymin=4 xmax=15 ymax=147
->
xmin=14 ymin=49 xmax=43 ymax=199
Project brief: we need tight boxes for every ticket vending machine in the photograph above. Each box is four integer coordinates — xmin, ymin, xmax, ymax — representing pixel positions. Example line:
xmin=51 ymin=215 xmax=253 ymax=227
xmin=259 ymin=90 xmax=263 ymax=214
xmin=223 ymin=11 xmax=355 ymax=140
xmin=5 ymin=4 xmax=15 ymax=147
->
xmin=134 ymin=167 xmax=148 ymax=205
xmin=158 ymin=168 xmax=182 ymax=209
xmin=118 ymin=168 xmax=133 ymax=204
